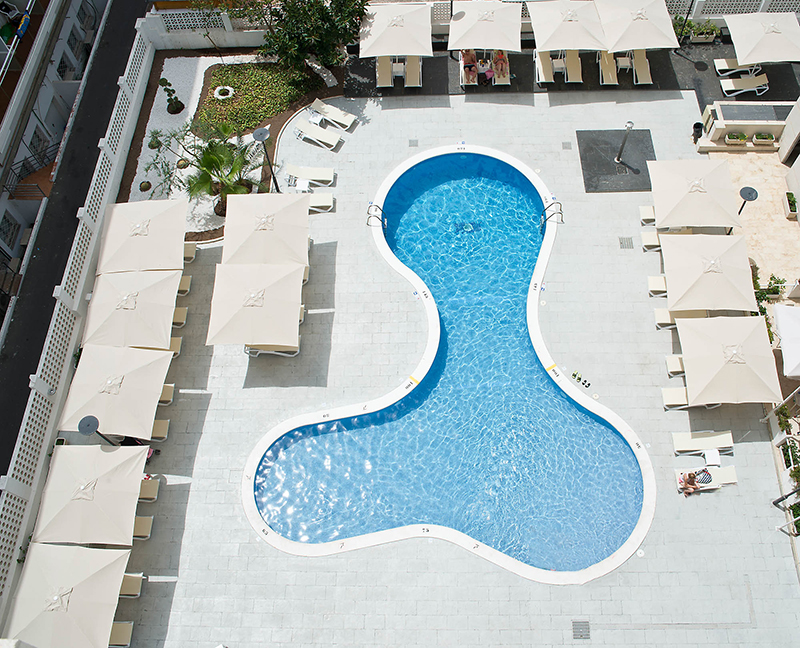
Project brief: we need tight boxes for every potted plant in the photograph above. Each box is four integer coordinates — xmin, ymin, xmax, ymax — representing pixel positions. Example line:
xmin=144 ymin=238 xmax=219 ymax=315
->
xmin=786 ymin=192 xmax=798 ymax=220
xmin=753 ymin=132 xmax=775 ymax=146
xmin=691 ymin=20 xmax=720 ymax=43
xmin=672 ymin=16 xmax=695 ymax=41
xmin=725 ymin=131 xmax=747 ymax=145
xmin=159 ymin=78 xmax=185 ymax=115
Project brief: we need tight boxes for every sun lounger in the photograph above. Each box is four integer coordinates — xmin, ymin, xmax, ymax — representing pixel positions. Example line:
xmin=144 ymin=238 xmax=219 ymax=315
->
xmin=675 ymin=466 xmax=738 ymax=492
xmin=616 ymin=52 xmax=632 ymax=72
xmin=151 ymin=419 xmax=169 ymax=442
xmin=565 ymin=50 xmax=582 ymax=83
xmin=177 ymin=275 xmax=191 ymax=297
xmin=492 ymin=50 xmax=510 ymax=85
xmin=405 ymin=55 xmax=422 ymax=87
xmin=109 ymin=621 xmax=134 ymax=647
xmin=648 ymin=275 xmax=667 ymax=297
xmin=119 ymin=573 xmax=144 ymax=599
xmin=460 ymin=49 xmax=478 ymax=86
xmin=308 ymin=193 xmax=334 ymax=213
xmin=158 ymin=383 xmax=175 ymax=406
xmin=284 ymin=163 xmax=335 ymax=187
xmin=666 ymin=354 xmax=685 ymax=376
xmin=294 ymin=119 xmax=342 ymax=150
xmin=714 ymin=58 xmax=760 ymax=77
xmin=632 ymin=49 xmax=652 ymax=85
xmin=720 ymin=73 xmax=769 ymax=97
xmin=169 ymin=336 xmax=182 ymax=358
xmin=139 ymin=477 xmax=160 ymax=503
xmin=132 ymin=516 xmax=153 ymax=541
xmin=183 ymin=242 xmax=196 ymax=264
xmin=641 ymin=230 xmax=661 ymax=251
xmin=640 ymin=205 xmax=655 ymax=226
xmin=704 ymin=448 xmax=722 ymax=466
xmin=598 ymin=51 xmax=618 ymax=86
xmin=534 ymin=50 xmax=554 ymax=85
xmin=244 ymin=338 xmax=301 ymax=358
xmin=172 ymin=306 xmax=187 ymax=328
xmin=376 ymin=56 xmax=392 ymax=87
xmin=310 ymin=98 xmax=356 ymax=130
xmin=672 ymin=430 xmax=734 ymax=455
xmin=663 ymin=386 xmax=690 ymax=410
xmin=654 ymin=308 xmax=707 ymax=330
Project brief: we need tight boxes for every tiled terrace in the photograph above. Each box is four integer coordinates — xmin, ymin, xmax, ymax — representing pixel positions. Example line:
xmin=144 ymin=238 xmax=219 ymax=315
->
xmin=82 ymin=50 xmax=800 ymax=647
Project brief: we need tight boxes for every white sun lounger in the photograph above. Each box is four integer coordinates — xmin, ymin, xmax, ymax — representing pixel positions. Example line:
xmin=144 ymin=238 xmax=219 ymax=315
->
xmin=672 ymin=430 xmax=734 ymax=455
xmin=565 ymin=50 xmax=582 ymax=83
xmin=183 ymin=242 xmax=196 ymax=264
xmin=244 ymin=339 xmax=301 ymax=358
xmin=310 ymin=98 xmax=356 ymax=130
xmin=598 ymin=51 xmax=618 ymax=86
xmin=534 ymin=50 xmax=554 ymax=85
xmin=308 ymin=193 xmax=334 ymax=213
xmin=177 ymin=275 xmax=191 ymax=296
xmin=172 ymin=306 xmax=187 ymax=329
xmin=666 ymin=354 xmax=685 ymax=377
xmin=159 ymin=383 xmax=175 ymax=406
xmin=169 ymin=336 xmax=182 ymax=358
xmin=675 ymin=466 xmax=738 ymax=492
xmin=720 ymin=73 xmax=769 ymax=97
xmin=284 ymin=163 xmax=335 ymax=186
xmin=640 ymin=205 xmax=655 ymax=226
xmin=662 ymin=386 xmax=721 ymax=410
xmin=133 ymin=515 xmax=153 ymax=541
xmin=119 ymin=573 xmax=144 ymax=599
xmin=376 ymin=56 xmax=392 ymax=87
xmin=109 ymin=621 xmax=134 ymax=648
xmin=151 ymin=419 xmax=169 ymax=442
xmin=714 ymin=58 xmax=761 ymax=77
xmin=139 ymin=477 xmax=160 ymax=503
xmin=405 ymin=56 xmax=422 ymax=87
xmin=654 ymin=309 xmax=707 ymax=330
xmin=632 ymin=49 xmax=652 ymax=85
xmin=641 ymin=230 xmax=661 ymax=251
xmin=648 ymin=275 xmax=667 ymax=297
xmin=294 ymin=119 xmax=341 ymax=150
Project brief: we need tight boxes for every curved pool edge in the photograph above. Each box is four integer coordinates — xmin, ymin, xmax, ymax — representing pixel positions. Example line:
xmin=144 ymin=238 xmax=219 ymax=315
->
xmin=242 ymin=144 xmax=656 ymax=585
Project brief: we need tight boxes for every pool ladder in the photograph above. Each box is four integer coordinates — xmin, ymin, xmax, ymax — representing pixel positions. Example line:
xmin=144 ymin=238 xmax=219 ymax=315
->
xmin=540 ymin=201 xmax=564 ymax=228
xmin=366 ymin=203 xmax=387 ymax=230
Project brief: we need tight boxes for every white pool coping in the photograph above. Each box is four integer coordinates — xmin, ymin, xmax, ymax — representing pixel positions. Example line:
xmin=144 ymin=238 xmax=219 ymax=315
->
xmin=242 ymin=144 xmax=656 ymax=585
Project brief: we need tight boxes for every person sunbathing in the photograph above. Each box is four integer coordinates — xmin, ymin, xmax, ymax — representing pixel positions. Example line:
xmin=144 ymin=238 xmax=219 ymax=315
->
xmin=680 ymin=471 xmax=699 ymax=497
xmin=493 ymin=49 xmax=509 ymax=77
xmin=461 ymin=49 xmax=478 ymax=84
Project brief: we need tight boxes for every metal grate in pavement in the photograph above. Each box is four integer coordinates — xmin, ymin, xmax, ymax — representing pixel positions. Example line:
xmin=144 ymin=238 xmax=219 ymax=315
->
xmin=573 ymin=620 xmax=591 ymax=640
xmin=619 ymin=236 xmax=634 ymax=249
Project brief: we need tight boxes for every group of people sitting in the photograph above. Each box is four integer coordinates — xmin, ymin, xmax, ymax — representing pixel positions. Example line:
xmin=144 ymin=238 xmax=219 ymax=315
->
xmin=461 ymin=48 xmax=509 ymax=85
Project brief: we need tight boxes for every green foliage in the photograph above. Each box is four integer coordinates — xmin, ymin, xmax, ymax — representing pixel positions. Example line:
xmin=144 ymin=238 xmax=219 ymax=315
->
xmin=260 ymin=0 xmax=368 ymax=71
xmin=791 ymin=465 xmax=800 ymax=489
xmin=791 ymin=502 xmax=800 ymax=535
xmin=159 ymin=78 xmax=185 ymax=114
xmin=190 ymin=0 xmax=270 ymax=23
xmin=755 ymin=132 xmax=775 ymax=141
xmin=694 ymin=20 xmax=721 ymax=36
xmin=777 ymin=406 xmax=794 ymax=436
xmin=726 ymin=132 xmax=747 ymax=141
xmin=195 ymin=63 xmax=322 ymax=133
xmin=788 ymin=192 xmax=797 ymax=212
xmin=144 ymin=122 xmax=265 ymax=213
xmin=673 ymin=16 xmax=695 ymax=38
xmin=751 ymin=263 xmax=786 ymax=341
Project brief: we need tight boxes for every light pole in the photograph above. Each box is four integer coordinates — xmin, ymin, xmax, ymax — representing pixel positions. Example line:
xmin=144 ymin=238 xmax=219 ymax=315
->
xmin=615 ymin=121 xmax=635 ymax=164
xmin=253 ymin=126 xmax=280 ymax=193
xmin=78 ymin=415 xmax=117 ymax=446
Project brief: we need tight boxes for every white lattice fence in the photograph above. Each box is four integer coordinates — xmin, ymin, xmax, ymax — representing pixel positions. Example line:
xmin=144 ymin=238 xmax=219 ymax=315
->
xmin=161 ymin=10 xmax=225 ymax=32
xmin=0 ymin=26 xmax=155 ymax=617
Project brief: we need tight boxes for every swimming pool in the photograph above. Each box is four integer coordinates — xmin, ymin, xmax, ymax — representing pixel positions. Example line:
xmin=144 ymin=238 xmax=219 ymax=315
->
xmin=243 ymin=145 xmax=655 ymax=584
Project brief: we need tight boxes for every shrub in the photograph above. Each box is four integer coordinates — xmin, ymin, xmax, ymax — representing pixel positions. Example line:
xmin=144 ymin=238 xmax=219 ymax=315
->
xmin=788 ymin=192 xmax=797 ymax=212
xmin=726 ymin=132 xmax=747 ymax=141
xmin=755 ymin=132 xmax=775 ymax=141
xmin=673 ymin=16 xmax=695 ymax=38
xmin=694 ymin=20 xmax=721 ymax=36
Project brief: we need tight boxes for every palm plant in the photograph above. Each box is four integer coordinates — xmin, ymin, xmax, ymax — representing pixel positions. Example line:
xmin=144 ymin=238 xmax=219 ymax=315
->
xmin=144 ymin=123 xmax=264 ymax=216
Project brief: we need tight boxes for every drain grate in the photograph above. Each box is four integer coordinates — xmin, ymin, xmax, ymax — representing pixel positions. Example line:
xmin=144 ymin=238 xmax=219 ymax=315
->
xmin=409 ymin=139 xmax=419 ymax=148
xmin=562 ymin=141 xmax=572 ymax=150
xmin=616 ymin=164 xmax=629 ymax=175
xmin=618 ymin=236 xmax=634 ymax=249
xmin=454 ymin=222 xmax=481 ymax=233
xmin=573 ymin=620 xmax=591 ymax=640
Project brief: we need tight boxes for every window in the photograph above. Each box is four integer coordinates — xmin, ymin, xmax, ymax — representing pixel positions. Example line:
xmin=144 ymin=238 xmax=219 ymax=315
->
xmin=29 ymin=127 xmax=48 ymax=159
xmin=56 ymin=55 xmax=75 ymax=80
xmin=67 ymin=28 xmax=83 ymax=59
xmin=0 ymin=212 xmax=21 ymax=249
xmin=76 ymin=4 xmax=87 ymax=26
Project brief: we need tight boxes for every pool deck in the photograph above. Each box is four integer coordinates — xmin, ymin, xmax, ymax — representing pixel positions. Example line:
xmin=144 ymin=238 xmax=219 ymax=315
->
xmin=112 ymin=90 xmax=800 ymax=646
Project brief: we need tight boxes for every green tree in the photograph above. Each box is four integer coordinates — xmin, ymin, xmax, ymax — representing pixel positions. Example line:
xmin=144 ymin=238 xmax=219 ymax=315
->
xmin=261 ymin=0 xmax=368 ymax=71
xmin=144 ymin=123 xmax=265 ymax=217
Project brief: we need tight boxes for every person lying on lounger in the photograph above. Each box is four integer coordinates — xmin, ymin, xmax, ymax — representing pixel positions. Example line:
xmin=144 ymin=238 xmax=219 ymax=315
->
xmin=493 ymin=50 xmax=509 ymax=76
xmin=679 ymin=471 xmax=699 ymax=497
xmin=461 ymin=49 xmax=478 ymax=84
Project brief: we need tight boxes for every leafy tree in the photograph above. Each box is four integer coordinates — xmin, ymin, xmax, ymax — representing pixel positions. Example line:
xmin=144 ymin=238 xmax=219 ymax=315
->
xmin=144 ymin=123 xmax=265 ymax=217
xmin=261 ymin=0 xmax=368 ymax=71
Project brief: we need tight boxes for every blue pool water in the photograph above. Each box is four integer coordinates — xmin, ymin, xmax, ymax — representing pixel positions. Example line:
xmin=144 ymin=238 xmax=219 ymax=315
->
xmin=254 ymin=153 xmax=643 ymax=572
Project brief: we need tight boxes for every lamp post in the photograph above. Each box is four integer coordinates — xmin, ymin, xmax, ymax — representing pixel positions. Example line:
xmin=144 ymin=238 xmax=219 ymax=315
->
xmin=78 ymin=415 xmax=117 ymax=446
xmin=615 ymin=121 xmax=635 ymax=164
xmin=253 ymin=126 xmax=280 ymax=193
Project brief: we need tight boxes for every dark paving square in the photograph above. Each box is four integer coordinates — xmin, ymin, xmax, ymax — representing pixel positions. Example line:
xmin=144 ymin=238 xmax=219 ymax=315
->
xmin=576 ymin=130 xmax=656 ymax=193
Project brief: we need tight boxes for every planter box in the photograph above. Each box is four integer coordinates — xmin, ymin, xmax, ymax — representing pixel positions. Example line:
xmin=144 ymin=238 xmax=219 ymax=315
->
xmin=725 ymin=133 xmax=747 ymax=145
xmin=690 ymin=33 xmax=716 ymax=43
xmin=785 ymin=194 xmax=798 ymax=220
xmin=753 ymin=134 xmax=775 ymax=146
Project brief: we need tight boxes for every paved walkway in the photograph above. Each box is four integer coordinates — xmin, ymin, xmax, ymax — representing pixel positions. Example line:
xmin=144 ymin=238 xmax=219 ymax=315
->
xmin=107 ymin=90 xmax=800 ymax=647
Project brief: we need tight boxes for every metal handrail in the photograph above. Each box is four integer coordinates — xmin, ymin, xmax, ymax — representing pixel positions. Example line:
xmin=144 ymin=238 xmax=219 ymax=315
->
xmin=366 ymin=203 xmax=386 ymax=230
xmin=4 ymin=142 xmax=59 ymax=192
